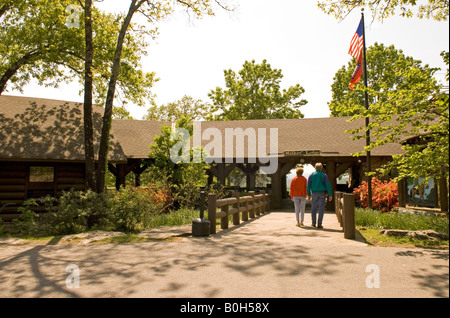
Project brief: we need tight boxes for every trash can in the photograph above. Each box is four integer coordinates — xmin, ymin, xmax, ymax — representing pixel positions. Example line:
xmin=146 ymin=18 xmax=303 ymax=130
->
xmin=192 ymin=218 xmax=210 ymax=237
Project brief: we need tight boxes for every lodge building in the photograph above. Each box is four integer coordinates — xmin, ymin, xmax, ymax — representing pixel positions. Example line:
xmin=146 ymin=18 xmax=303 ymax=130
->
xmin=0 ymin=95 xmax=447 ymax=221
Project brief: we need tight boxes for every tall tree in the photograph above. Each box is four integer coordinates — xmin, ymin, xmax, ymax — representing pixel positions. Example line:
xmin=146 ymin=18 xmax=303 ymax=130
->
xmin=1 ymin=0 xmax=159 ymax=191
xmin=83 ymin=0 xmax=96 ymax=191
xmin=366 ymin=52 xmax=448 ymax=182
xmin=145 ymin=95 xmax=209 ymax=121
xmin=95 ymin=0 xmax=233 ymax=192
xmin=317 ymin=0 xmax=449 ymax=21
xmin=329 ymin=43 xmax=438 ymax=117
xmin=208 ymin=59 xmax=307 ymax=120
xmin=339 ymin=48 xmax=448 ymax=183
xmin=319 ymin=0 xmax=448 ymax=202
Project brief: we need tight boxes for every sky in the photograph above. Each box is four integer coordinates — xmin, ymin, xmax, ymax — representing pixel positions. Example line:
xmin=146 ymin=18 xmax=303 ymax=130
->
xmin=7 ymin=0 xmax=450 ymax=120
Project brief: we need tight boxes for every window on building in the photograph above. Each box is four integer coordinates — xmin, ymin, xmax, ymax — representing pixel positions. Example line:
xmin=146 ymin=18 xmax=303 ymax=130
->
xmin=29 ymin=166 xmax=55 ymax=183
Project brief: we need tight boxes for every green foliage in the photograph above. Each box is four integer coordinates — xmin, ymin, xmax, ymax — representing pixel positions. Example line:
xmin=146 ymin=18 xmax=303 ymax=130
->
xmin=147 ymin=207 xmax=199 ymax=228
xmin=317 ymin=0 xmax=449 ymax=21
xmin=350 ymin=53 xmax=448 ymax=182
xmin=0 ymin=0 xmax=157 ymax=108
xmin=208 ymin=59 xmax=307 ymax=120
xmin=12 ymin=186 xmax=175 ymax=236
xmin=13 ymin=190 xmax=110 ymax=236
xmin=145 ymin=95 xmax=210 ymax=121
xmin=148 ymin=117 xmax=208 ymax=208
xmin=331 ymin=43 xmax=449 ymax=183
xmin=0 ymin=0 xmax=83 ymax=93
xmin=355 ymin=208 xmax=449 ymax=234
xmin=329 ymin=43 xmax=438 ymax=117
xmin=13 ymin=199 xmax=41 ymax=235
xmin=109 ymin=185 xmax=170 ymax=232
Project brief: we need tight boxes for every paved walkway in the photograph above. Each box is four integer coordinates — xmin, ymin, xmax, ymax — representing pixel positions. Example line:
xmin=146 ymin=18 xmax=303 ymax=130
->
xmin=0 ymin=210 xmax=448 ymax=298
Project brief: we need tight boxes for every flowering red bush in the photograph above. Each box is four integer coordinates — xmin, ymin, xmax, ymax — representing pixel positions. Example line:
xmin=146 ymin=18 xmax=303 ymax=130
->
xmin=136 ymin=184 xmax=173 ymax=207
xmin=353 ymin=178 xmax=399 ymax=212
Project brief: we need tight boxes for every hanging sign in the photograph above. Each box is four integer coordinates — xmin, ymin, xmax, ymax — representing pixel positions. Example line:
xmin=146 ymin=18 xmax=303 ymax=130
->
xmin=284 ymin=150 xmax=321 ymax=156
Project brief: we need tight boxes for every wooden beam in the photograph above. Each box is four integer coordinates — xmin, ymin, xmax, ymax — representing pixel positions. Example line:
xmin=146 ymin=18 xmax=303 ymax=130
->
xmin=207 ymin=163 xmax=237 ymax=185
xmin=237 ymin=163 xmax=260 ymax=190
xmin=269 ymin=160 xmax=296 ymax=209
xmin=325 ymin=160 xmax=336 ymax=211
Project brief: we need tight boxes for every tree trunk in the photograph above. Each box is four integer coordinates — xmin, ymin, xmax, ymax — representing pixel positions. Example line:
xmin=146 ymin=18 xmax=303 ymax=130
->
xmin=96 ymin=0 xmax=141 ymax=193
xmin=83 ymin=0 xmax=97 ymax=191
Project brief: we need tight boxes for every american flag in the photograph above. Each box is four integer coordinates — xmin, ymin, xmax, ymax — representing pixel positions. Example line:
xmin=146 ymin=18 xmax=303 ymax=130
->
xmin=348 ymin=19 xmax=364 ymax=90
xmin=349 ymin=20 xmax=364 ymax=61
xmin=349 ymin=55 xmax=363 ymax=90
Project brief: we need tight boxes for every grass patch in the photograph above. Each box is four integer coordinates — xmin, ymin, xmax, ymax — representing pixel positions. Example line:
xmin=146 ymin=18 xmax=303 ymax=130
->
xmin=355 ymin=208 xmax=449 ymax=248
xmin=1 ymin=208 xmax=200 ymax=245
xmin=146 ymin=207 xmax=200 ymax=228
xmin=355 ymin=208 xmax=449 ymax=233
xmin=358 ymin=228 xmax=449 ymax=248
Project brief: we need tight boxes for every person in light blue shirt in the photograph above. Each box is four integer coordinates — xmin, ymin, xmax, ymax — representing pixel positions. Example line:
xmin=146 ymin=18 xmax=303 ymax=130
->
xmin=307 ymin=163 xmax=333 ymax=228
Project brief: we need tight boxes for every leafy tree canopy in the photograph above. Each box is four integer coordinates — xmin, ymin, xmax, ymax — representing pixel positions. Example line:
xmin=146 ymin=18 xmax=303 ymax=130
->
xmin=329 ymin=42 xmax=439 ymax=117
xmin=333 ymin=45 xmax=449 ymax=182
xmin=145 ymin=95 xmax=209 ymax=121
xmin=0 ymin=0 xmax=157 ymax=108
xmin=317 ymin=0 xmax=449 ymax=21
xmin=208 ymin=59 xmax=307 ymax=120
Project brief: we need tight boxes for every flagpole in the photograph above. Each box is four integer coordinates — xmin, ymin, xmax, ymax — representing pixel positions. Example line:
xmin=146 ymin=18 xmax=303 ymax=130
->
xmin=361 ymin=9 xmax=373 ymax=209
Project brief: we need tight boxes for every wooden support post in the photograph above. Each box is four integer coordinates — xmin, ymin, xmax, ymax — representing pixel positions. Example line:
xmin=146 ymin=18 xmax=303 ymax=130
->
xmin=261 ymin=190 xmax=266 ymax=213
xmin=115 ymin=164 xmax=127 ymax=190
xmin=255 ymin=194 xmax=260 ymax=216
xmin=269 ymin=168 xmax=282 ymax=209
xmin=221 ymin=204 xmax=229 ymax=230
xmin=232 ymin=191 xmax=240 ymax=225
xmin=208 ymin=193 xmax=217 ymax=234
xmin=281 ymin=175 xmax=287 ymax=199
xmin=335 ymin=191 xmax=343 ymax=226
xmin=270 ymin=161 xmax=297 ymax=209
xmin=326 ymin=160 xmax=336 ymax=211
xmin=242 ymin=195 xmax=249 ymax=221
xmin=208 ymin=163 xmax=238 ymax=186
xmin=132 ymin=161 xmax=150 ymax=187
xmin=343 ymin=193 xmax=355 ymax=239
xmin=249 ymin=191 xmax=256 ymax=218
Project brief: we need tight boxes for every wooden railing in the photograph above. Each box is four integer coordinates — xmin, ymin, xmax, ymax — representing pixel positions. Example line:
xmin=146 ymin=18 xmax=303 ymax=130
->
xmin=207 ymin=190 xmax=271 ymax=234
xmin=335 ymin=191 xmax=356 ymax=239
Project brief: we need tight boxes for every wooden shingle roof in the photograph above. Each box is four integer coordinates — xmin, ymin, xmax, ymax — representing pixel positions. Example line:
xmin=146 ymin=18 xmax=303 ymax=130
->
xmin=198 ymin=117 xmax=402 ymax=159
xmin=0 ymin=95 xmax=403 ymax=162
xmin=112 ymin=119 xmax=169 ymax=159
xmin=0 ymin=95 xmax=127 ymax=162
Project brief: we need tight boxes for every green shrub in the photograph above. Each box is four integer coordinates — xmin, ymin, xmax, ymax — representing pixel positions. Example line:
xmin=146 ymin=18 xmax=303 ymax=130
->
xmin=13 ymin=199 xmax=42 ymax=235
xmin=13 ymin=190 xmax=110 ymax=236
xmin=109 ymin=186 xmax=167 ymax=232
xmin=12 ymin=184 xmax=198 ymax=236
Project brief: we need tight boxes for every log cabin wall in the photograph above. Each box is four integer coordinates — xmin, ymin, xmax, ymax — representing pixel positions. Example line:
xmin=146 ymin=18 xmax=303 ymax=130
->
xmin=0 ymin=161 xmax=86 ymax=221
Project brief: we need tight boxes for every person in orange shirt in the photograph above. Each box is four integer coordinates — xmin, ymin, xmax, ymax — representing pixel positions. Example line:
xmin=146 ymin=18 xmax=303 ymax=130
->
xmin=290 ymin=167 xmax=307 ymax=227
